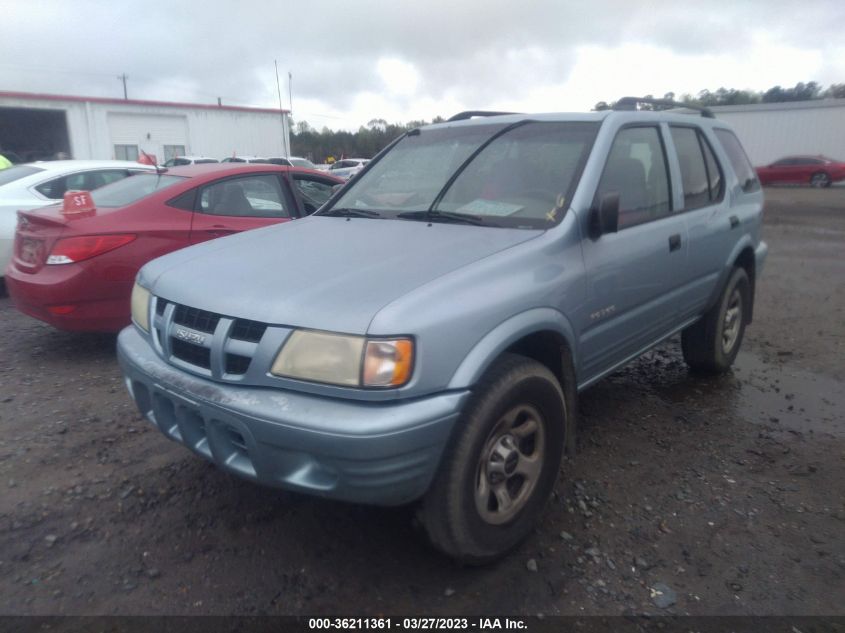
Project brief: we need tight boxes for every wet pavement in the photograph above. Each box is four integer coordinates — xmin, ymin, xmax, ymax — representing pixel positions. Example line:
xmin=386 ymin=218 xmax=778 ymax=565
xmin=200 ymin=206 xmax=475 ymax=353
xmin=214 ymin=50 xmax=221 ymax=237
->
xmin=0 ymin=186 xmax=842 ymax=616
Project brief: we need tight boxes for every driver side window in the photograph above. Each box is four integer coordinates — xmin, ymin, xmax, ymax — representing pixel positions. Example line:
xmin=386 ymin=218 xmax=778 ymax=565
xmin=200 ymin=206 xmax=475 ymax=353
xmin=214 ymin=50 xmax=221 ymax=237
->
xmin=595 ymin=126 xmax=671 ymax=229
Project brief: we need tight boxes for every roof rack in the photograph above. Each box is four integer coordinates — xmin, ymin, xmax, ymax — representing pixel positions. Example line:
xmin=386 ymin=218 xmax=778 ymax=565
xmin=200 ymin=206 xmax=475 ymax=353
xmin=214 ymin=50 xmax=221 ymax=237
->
xmin=447 ymin=110 xmax=519 ymax=122
xmin=613 ymin=96 xmax=715 ymax=119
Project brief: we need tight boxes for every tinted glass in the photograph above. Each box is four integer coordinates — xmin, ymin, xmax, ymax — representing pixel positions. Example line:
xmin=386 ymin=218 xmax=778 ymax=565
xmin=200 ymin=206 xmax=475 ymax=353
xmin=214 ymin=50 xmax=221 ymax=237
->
xmin=714 ymin=129 xmax=760 ymax=193
xmin=0 ymin=165 xmax=43 ymax=187
xmin=700 ymin=134 xmax=723 ymax=202
xmin=293 ymin=176 xmax=336 ymax=213
xmin=35 ymin=176 xmax=67 ymax=198
xmin=596 ymin=126 xmax=670 ymax=228
xmin=330 ymin=121 xmax=598 ymax=229
xmin=199 ymin=175 xmax=289 ymax=218
xmin=91 ymin=174 xmax=186 ymax=207
xmin=670 ymin=127 xmax=710 ymax=209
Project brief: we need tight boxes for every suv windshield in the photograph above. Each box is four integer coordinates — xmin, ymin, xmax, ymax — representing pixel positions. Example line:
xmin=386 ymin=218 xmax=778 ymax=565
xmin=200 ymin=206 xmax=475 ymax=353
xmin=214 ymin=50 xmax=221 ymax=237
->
xmin=325 ymin=121 xmax=599 ymax=228
xmin=91 ymin=173 xmax=186 ymax=207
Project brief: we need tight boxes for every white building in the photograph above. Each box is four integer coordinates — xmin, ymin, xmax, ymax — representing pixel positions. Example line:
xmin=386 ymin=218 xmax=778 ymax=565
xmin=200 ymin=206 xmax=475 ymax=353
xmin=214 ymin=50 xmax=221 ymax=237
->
xmin=711 ymin=99 xmax=845 ymax=166
xmin=0 ymin=90 xmax=291 ymax=164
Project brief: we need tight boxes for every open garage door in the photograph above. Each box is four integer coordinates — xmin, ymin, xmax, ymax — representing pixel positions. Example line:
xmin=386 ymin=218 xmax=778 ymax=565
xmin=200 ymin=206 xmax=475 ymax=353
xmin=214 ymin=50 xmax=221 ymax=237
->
xmin=0 ymin=107 xmax=71 ymax=162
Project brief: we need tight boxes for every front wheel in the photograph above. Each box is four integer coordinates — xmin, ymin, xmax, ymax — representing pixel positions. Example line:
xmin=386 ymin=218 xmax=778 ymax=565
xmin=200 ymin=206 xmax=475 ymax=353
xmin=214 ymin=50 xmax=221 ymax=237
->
xmin=682 ymin=267 xmax=750 ymax=373
xmin=419 ymin=354 xmax=566 ymax=564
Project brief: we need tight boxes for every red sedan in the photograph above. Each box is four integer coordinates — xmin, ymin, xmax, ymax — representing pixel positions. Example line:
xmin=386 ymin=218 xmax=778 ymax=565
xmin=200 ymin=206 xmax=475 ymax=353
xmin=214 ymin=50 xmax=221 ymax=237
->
xmin=5 ymin=164 xmax=342 ymax=332
xmin=755 ymin=155 xmax=845 ymax=188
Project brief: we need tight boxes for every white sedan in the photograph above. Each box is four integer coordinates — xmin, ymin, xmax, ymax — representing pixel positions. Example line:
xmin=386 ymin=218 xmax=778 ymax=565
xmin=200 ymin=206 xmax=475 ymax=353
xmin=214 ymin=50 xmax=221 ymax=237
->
xmin=328 ymin=158 xmax=370 ymax=180
xmin=0 ymin=160 xmax=155 ymax=278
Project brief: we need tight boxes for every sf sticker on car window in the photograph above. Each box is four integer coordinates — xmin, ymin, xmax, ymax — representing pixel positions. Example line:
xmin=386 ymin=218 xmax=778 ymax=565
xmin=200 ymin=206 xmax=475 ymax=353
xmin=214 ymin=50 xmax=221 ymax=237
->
xmin=546 ymin=193 xmax=566 ymax=222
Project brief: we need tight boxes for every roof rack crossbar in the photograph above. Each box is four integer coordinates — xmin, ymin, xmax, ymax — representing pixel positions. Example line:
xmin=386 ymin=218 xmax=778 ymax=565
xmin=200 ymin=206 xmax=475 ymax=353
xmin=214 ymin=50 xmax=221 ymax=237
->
xmin=613 ymin=96 xmax=715 ymax=119
xmin=447 ymin=110 xmax=520 ymax=122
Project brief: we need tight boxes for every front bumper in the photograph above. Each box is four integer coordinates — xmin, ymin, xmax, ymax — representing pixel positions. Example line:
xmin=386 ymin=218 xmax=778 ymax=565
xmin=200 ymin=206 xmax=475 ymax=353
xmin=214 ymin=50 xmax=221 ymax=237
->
xmin=118 ymin=326 xmax=467 ymax=505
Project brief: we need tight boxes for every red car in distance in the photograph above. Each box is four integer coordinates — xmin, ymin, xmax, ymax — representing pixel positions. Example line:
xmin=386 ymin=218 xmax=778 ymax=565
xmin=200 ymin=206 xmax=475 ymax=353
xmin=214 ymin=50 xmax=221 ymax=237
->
xmin=5 ymin=163 xmax=342 ymax=332
xmin=755 ymin=155 xmax=845 ymax=188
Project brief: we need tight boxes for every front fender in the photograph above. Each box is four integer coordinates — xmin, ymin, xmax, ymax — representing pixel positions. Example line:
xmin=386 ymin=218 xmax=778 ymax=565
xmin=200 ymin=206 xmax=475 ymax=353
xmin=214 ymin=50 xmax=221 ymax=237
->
xmin=447 ymin=307 xmax=577 ymax=390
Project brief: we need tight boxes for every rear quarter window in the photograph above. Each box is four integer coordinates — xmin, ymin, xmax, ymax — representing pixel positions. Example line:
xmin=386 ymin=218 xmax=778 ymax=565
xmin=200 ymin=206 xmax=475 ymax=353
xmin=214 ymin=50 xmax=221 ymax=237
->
xmin=714 ymin=129 xmax=760 ymax=193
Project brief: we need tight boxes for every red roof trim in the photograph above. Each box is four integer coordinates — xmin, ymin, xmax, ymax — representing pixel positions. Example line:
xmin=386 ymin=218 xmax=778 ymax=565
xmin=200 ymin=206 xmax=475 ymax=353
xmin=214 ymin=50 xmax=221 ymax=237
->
xmin=0 ymin=90 xmax=288 ymax=115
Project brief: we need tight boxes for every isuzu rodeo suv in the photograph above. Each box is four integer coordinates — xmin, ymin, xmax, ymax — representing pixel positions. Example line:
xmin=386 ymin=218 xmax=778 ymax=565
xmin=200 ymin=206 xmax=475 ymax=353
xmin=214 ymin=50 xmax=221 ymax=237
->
xmin=118 ymin=98 xmax=767 ymax=562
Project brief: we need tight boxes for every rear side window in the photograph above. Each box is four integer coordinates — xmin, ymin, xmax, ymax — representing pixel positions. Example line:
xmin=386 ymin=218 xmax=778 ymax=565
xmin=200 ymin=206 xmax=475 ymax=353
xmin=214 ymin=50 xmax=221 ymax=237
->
xmin=595 ymin=126 xmax=671 ymax=229
xmin=714 ymin=129 xmax=760 ymax=193
xmin=670 ymin=127 xmax=723 ymax=209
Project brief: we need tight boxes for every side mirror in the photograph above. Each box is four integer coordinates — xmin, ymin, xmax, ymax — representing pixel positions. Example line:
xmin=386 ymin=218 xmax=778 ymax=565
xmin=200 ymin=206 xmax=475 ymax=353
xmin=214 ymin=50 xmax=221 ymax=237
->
xmin=589 ymin=192 xmax=620 ymax=238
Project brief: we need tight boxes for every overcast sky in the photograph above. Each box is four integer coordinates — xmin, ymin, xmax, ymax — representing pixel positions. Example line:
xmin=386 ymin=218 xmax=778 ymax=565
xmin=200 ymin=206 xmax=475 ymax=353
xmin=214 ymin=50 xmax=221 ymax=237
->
xmin=2 ymin=0 xmax=843 ymax=130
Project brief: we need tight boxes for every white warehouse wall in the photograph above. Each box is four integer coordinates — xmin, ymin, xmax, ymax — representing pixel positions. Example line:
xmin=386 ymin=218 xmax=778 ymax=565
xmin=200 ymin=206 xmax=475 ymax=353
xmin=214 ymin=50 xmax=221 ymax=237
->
xmin=0 ymin=92 xmax=290 ymax=162
xmin=712 ymin=100 xmax=845 ymax=167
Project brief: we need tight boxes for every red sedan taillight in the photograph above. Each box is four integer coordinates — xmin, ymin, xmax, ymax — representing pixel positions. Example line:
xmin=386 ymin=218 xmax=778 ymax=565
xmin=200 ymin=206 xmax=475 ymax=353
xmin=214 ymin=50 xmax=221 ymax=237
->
xmin=46 ymin=234 xmax=136 ymax=265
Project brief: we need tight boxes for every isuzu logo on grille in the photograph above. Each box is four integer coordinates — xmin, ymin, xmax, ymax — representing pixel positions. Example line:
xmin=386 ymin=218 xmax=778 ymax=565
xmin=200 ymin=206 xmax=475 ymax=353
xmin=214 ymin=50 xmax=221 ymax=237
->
xmin=174 ymin=327 xmax=206 ymax=345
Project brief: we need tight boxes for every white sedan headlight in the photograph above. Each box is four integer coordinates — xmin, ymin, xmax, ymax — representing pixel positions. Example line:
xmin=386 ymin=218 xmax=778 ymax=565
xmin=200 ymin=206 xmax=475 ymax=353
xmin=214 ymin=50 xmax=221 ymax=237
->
xmin=271 ymin=330 xmax=414 ymax=388
xmin=130 ymin=283 xmax=151 ymax=332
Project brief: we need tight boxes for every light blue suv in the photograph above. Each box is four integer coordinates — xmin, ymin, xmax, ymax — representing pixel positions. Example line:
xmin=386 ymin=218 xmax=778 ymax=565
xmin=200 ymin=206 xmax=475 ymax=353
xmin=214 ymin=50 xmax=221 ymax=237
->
xmin=119 ymin=98 xmax=767 ymax=562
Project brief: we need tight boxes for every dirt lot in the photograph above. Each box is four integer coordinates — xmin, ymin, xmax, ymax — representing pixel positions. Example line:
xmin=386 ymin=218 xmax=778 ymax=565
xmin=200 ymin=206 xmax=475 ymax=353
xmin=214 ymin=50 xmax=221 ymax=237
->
xmin=0 ymin=187 xmax=843 ymax=616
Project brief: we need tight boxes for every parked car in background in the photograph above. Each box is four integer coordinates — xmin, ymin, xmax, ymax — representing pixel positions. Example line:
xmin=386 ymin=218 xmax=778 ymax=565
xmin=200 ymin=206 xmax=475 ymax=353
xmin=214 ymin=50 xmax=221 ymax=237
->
xmin=118 ymin=102 xmax=767 ymax=561
xmin=265 ymin=157 xmax=318 ymax=169
xmin=0 ymin=160 xmax=155 ymax=277
xmin=755 ymin=155 xmax=845 ymax=187
xmin=287 ymin=157 xmax=318 ymax=170
xmin=162 ymin=156 xmax=219 ymax=167
xmin=5 ymin=164 xmax=342 ymax=331
xmin=328 ymin=158 xmax=370 ymax=180
xmin=221 ymin=155 xmax=270 ymax=164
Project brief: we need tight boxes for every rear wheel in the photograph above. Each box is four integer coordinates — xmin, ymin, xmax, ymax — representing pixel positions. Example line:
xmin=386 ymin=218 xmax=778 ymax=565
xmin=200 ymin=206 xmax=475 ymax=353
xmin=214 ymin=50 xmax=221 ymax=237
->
xmin=420 ymin=354 xmax=565 ymax=564
xmin=682 ymin=267 xmax=750 ymax=374
xmin=810 ymin=172 xmax=831 ymax=188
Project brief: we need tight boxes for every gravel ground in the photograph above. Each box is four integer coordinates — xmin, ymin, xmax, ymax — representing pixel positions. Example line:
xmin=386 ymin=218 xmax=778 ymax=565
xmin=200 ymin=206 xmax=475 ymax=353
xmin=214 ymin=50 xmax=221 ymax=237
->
xmin=0 ymin=186 xmax=843 ymax=616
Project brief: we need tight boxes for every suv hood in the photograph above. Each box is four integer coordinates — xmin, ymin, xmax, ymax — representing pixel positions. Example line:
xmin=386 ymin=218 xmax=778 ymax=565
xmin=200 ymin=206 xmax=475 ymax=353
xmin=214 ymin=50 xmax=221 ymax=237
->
xmin=143 ymin=216 xmax=541 ymax=334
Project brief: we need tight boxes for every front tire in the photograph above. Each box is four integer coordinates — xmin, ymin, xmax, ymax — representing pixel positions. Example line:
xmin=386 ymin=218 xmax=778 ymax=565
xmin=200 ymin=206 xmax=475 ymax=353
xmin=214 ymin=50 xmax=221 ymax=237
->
xmin=420 ymin=354 xmax=566 ymax=564
xmin=682 ymin=267 xmax=750 ymax=373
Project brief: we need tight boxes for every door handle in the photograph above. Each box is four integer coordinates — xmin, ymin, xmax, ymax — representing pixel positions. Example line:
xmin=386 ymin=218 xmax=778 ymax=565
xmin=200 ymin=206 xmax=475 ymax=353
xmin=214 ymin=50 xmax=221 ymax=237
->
xmin=668 ymin=233 xmax=682 ymax=252
xmin=730 ymin=215 xmax=740 ymax=229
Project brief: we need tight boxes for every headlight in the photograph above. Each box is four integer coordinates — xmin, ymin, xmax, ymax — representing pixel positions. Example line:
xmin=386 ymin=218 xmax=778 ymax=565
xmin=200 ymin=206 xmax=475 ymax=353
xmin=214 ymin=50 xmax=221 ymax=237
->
xmin=271 ymin=330 xmax=414 ymax=388
xmin=130 ymin=283 xmax=151 ymax=332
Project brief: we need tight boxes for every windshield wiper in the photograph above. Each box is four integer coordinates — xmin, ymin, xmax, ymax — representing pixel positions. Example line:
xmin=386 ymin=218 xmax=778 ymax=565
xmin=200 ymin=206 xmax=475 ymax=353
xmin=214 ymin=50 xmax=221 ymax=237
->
xmin=319 ymin=207 xmax=382 ymax=218
xmin=396 ymin=210 xmax=486 ymax=226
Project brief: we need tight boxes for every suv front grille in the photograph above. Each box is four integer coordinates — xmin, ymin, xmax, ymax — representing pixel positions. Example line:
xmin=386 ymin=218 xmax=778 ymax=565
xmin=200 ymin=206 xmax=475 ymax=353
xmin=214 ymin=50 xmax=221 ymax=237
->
xmin=231 ymin=319 xmax=267 ymax=343
xmin=173 ymin=304 xmax=220 ymax=334
xmin=152 ymin=300 xmax=270 ymax=379
xmin=172 ymin=338 xmax=212 ymax=369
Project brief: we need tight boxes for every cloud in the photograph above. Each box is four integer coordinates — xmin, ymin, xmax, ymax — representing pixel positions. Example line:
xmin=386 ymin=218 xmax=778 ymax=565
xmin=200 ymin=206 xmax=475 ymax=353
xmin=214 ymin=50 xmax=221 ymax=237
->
xmin=1 ymin=0 xmax=842 ymax=130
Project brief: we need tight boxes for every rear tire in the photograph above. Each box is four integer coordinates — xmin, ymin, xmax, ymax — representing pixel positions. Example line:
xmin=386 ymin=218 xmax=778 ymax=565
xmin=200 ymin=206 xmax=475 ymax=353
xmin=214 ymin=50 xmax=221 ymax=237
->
xmin=682 ymin=267 xmax=750 ymax=374
xmin=810 ymin=172 xmax=831 ymax=188
xmin=420 ymin=354 xmax=565 ymax=564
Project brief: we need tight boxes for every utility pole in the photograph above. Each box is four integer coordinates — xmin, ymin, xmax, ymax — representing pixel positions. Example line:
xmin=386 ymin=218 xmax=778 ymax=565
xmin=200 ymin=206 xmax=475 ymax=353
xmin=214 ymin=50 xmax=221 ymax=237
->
xmin=117 ymin=73 xmax=128 ymax=99
xmin=274 ymin=60 xmax=289 ymax=158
